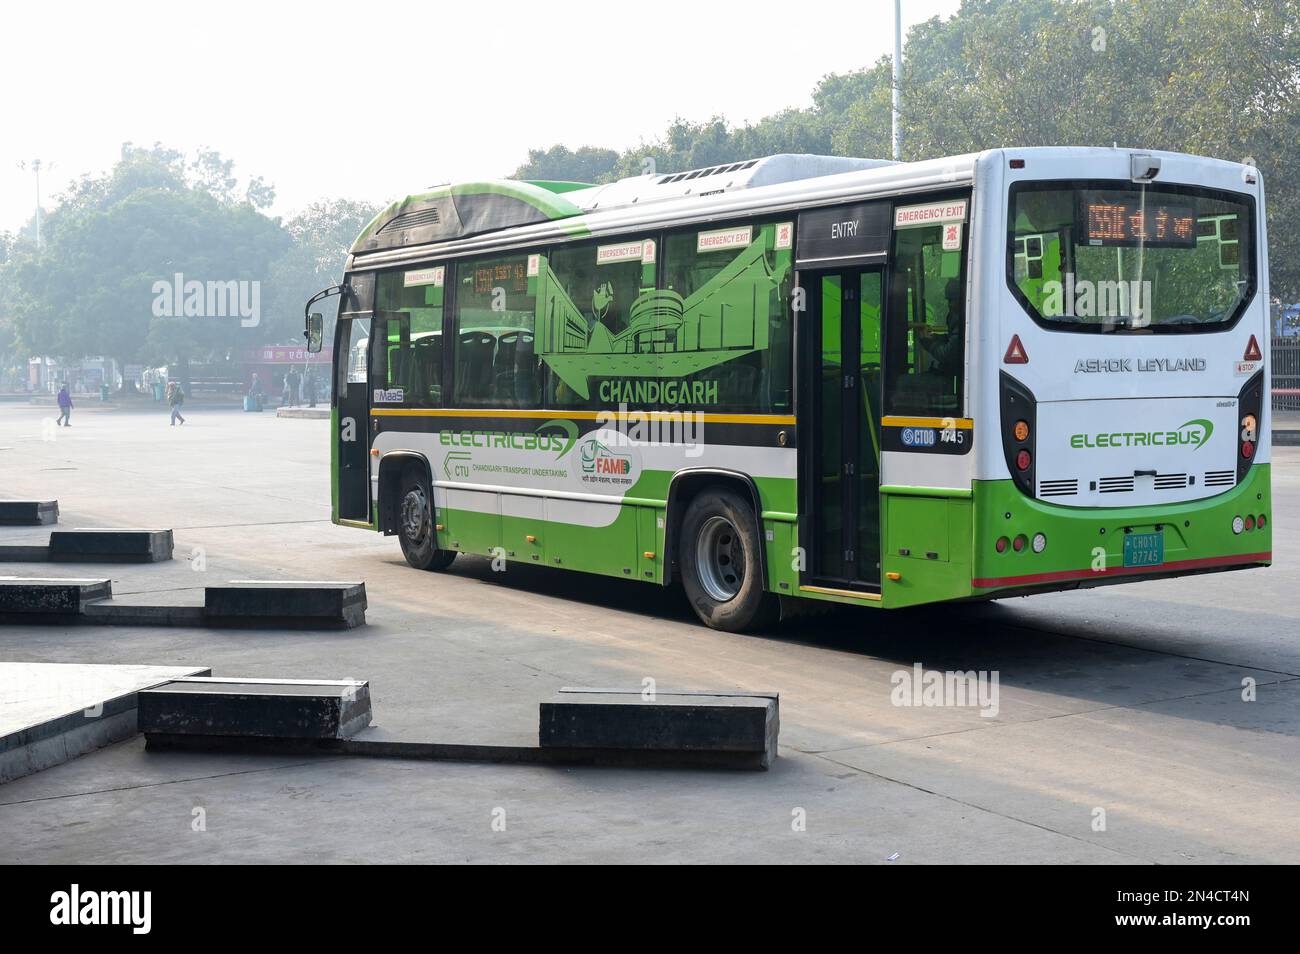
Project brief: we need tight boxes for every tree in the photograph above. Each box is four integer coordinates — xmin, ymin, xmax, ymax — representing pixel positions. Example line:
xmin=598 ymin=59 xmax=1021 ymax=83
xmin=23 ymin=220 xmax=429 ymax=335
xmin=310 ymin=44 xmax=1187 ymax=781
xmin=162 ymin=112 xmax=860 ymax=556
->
xmin=4 ymin=144 xmax=289 ymax=382
xmin=262 ymin=198 xmax=381 ymax=345
xmin=512 ymin=145 xmax=620 ymax=183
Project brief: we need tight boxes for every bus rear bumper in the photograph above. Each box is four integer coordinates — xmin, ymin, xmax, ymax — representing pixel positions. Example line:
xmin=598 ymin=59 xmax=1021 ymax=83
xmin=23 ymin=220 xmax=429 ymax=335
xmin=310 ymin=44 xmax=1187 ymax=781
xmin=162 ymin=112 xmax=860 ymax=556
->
xmin=969 ymin=464 xmax=1272 ymax=596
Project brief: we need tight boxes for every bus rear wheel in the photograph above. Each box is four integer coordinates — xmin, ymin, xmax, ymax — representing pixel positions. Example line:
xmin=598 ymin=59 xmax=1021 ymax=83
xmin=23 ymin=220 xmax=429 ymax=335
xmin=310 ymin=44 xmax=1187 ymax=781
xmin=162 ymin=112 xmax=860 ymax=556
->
xmin=397 ymin=472 xmax=456 ymax=571
xmin=679 ymin=489 xmax=778 ymax=632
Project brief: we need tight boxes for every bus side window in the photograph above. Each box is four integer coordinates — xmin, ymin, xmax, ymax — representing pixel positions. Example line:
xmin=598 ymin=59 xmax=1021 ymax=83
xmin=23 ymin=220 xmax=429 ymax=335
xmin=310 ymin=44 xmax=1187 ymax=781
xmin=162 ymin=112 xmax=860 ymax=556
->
xmin=453 ymin=253 xmax=540 ymax=408
xmin=886 ymin=222 xmax=965 ymax=416
xmin=544 ymin=238 xmax=654 ymax=407
xmin=375 ymin=270 xmax=444 ymax=405
xmin=660 ymin=221 xmax=793 ymax=412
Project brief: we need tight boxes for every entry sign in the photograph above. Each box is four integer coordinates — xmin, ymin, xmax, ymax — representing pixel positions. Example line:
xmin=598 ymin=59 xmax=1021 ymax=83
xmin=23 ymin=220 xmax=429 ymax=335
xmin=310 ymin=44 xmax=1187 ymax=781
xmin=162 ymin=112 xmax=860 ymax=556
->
xmin=795 ymin=201 xmax=891 ymax=264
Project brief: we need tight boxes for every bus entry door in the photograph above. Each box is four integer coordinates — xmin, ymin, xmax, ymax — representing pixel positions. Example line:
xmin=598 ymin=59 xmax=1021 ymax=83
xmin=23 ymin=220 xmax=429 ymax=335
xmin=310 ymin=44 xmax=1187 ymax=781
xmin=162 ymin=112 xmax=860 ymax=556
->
xmin=335 ymin=276 xmax=375 ymax=524
xmin=808 ymin=268 xmax=883 ymax=589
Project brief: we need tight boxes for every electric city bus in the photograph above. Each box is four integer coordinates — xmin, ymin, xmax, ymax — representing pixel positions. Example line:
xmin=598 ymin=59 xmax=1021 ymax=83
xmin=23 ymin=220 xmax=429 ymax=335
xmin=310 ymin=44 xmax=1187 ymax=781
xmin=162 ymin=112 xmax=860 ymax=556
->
xmin=304 ymin=147 xmax=1271 ymax=631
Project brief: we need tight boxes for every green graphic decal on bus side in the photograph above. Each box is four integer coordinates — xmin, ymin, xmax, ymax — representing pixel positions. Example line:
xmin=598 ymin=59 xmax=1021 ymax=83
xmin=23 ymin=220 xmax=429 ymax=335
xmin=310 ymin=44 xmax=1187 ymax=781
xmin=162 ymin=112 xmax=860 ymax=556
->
xmin=537 ymin=419 xmax=579 ymax=459
xmin=1069 ymin=418 xmax=1213 ymax=450
xmin=535 ymin=231 xmax=787 ymax=400
xmin=423 ymin=466 xmax=798 ymax=591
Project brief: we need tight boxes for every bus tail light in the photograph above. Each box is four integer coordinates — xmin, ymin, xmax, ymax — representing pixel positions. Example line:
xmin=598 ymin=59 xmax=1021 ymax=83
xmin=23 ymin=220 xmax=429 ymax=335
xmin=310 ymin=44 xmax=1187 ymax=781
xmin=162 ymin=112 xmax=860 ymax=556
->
xmin=1032 ymin=533 xmax=1047 ymax=553
xmin=1012 ymin=534 xmax=1027 ymax=552
xmin=1232 ymin=516 xmax=1244 ymax=535
xmin=1236 ymin=370 xmax=1264 ymax=483
xmin=1000 ymin=372 xmax=1037 ymax=497
xmin=995 ymin=536 xmax=1009 ymax=553
xmin=1244 ymin=515 xmax=1256 ymax=531
xmin=1258 ymin=514 xmax=1268 ymax=529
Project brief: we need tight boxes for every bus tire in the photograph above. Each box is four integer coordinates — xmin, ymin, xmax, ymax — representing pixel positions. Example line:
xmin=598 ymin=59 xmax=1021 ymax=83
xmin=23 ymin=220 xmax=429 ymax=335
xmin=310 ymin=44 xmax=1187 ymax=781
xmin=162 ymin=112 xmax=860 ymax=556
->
xmin=679 ymin=488 xmax=778 ymax=632
xmin=397 ymin=471 xmax=456 ymax=571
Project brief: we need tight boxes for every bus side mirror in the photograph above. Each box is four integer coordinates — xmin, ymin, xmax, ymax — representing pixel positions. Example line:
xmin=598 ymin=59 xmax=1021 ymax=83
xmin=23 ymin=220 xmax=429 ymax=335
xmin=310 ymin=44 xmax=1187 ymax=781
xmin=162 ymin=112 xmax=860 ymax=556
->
xmin=306 ymin=313 xmax=323 ymax=353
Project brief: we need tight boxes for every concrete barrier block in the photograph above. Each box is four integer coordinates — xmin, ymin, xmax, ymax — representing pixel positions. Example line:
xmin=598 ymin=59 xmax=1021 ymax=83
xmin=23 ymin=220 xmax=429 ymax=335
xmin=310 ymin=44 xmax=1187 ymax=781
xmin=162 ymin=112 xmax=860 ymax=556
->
xmin=0 ymin=577 xmax=111 ymax=615
xmin=139 ymin=677 xmax=372 ymax=740
xmin=539 ymin=688 xmax=779 ymax=769
xmin=204 ymin=581 xmax=367 ymax=628
xmin=48 ymin=529 xmax=173 ymax=563
xmin=0 ymin=500 xmax=58 ymax=526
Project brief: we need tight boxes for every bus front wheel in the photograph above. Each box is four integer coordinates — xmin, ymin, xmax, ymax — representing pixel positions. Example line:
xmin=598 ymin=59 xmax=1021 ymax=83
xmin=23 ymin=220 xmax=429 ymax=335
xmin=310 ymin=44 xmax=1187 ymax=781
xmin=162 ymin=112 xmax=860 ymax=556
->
xmin=679 ymin=489 xmax=778 ymax=632
xmin=397 ymin=472 xmax=456 ymax=572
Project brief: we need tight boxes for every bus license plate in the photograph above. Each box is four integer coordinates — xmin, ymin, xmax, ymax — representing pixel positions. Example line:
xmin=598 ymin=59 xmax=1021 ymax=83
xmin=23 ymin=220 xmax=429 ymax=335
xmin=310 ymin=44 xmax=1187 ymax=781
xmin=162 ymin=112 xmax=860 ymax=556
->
xmin=1123 ymin=532 xmax=1164 ymax=568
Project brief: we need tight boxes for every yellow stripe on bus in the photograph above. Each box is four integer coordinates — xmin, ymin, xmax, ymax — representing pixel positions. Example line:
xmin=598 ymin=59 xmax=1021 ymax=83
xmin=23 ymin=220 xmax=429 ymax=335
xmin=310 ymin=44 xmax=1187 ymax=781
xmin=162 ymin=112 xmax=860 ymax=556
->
xmin=370 ymin=408 xmax=797 ymax=426
xmin=881 ymin=416 xmax=974 ymax=429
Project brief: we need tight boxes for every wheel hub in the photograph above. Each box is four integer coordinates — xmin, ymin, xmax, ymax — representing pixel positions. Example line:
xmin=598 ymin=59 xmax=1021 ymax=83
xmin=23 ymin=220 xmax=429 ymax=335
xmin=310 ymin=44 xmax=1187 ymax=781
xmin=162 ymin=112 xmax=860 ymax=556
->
xmin=695 ymin=515 xmax=744 ymax=602
xmin=401 ymin=487 xmax=429 ymax=544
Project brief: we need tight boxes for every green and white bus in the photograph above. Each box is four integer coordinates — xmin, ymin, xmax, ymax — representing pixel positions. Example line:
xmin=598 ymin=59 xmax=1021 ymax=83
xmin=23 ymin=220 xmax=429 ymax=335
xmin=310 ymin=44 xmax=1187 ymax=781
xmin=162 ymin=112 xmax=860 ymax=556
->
xmin=305 ymin=147 xmax=1271 ymax=631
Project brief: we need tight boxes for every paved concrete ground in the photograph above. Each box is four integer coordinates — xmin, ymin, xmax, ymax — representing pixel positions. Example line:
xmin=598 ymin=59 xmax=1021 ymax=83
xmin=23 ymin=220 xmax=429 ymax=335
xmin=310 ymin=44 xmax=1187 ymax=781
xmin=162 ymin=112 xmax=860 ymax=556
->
xmin=0 ymin=405 xmax=1296 ymax=863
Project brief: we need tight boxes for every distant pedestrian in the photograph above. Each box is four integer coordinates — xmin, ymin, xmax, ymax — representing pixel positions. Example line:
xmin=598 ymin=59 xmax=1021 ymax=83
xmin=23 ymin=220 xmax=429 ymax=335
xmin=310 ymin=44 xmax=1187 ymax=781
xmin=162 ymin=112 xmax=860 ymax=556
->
xmin=303 ymin=368 xmax=318 ymax=408
xmin=167 ymin=380 xmax=186 ymax=426
xmin=56 ymin=384 xmax=73 ymax=427
xmin=285 ymin=367 xmax=301 ymax=407
xmin=249 ymin=372 xmax=264 ymax=411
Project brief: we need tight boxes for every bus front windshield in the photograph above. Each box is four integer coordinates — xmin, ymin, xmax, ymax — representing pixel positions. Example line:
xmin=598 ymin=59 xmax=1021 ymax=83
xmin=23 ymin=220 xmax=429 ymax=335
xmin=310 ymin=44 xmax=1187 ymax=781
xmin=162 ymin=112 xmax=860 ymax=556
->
xmin=1009 ymin=182 xmax=1254 ymax=333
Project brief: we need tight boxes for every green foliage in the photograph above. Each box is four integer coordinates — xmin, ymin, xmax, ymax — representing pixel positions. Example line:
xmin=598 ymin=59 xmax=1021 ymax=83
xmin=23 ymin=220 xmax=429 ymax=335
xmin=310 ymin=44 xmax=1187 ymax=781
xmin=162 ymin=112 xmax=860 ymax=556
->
xmin=263 ymin=198 xmax=381 ymax=344
xmin=514 ymin=145 xmax=620 ymax=183
xmin=1 ymin=144 xmax=377 ymax=373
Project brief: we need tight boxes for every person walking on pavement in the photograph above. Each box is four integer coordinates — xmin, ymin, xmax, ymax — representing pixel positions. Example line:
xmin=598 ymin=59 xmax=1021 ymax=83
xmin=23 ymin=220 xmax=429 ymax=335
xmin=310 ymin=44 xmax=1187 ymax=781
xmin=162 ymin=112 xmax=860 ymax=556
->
xmin=285 ymin=366 xmax=301 ymax=407
xmin=166 ymin=380 xmax=186 ymax=426
xmin=249 ymin=372 xmax=265 ymax=411
xmin=303 ymin=368 xmax=318 ymax=408
xmin=56 ymin=384 xmax=73 ymax=427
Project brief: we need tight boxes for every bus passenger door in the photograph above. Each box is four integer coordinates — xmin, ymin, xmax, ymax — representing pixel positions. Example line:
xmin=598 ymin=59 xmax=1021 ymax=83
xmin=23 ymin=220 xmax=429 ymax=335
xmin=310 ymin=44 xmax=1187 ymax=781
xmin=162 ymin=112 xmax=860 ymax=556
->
xmin=335 ymin=274 xmax=375 ymax=524
xmin=806 ymin=268 xmax=883 ymax=589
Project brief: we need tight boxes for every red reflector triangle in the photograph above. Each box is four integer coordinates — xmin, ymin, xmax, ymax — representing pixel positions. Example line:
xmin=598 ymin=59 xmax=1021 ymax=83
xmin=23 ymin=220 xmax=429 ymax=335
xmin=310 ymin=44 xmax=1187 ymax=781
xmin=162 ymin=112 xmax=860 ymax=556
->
xmin=1244 ymin=334 xmax=1262 ymax=361
xmin=1004 ymin=334 xmax=1028 ymax=364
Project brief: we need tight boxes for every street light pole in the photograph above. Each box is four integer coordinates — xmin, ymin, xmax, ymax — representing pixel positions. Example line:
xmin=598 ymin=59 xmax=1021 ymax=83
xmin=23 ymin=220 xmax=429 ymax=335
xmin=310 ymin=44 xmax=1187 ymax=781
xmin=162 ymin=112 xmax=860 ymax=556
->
xmin=17 ymin=159 xmax=52 ymax=249
xmin=892 ymin=0 xmax=903 ymax=162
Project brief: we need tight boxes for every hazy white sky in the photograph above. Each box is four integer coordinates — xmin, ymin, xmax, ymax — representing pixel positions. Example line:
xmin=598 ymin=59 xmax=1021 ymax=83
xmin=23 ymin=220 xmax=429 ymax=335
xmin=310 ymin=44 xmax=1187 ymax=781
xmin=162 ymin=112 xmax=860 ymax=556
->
xmin=1 ymin=0 xmax=961 ymax=234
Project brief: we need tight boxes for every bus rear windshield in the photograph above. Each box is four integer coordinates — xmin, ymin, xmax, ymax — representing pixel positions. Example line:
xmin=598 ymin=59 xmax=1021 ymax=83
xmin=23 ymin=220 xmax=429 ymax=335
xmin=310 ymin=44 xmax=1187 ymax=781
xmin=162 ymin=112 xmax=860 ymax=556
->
xmin=1008 ymin=182 xmax=1254 ymax=333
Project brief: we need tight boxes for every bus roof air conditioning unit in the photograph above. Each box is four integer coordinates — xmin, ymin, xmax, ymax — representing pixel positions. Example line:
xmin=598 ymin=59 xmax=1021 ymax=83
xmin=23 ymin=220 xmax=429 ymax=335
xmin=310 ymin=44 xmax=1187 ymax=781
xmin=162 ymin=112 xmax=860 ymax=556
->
xmin=569 ymin=154 xmax=896 ymax=213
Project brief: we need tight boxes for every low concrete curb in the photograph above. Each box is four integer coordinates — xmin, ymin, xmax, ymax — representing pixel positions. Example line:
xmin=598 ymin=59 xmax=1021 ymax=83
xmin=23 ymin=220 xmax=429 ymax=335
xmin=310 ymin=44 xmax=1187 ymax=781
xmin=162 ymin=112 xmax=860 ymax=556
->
xmin=144 ymin=686 xmax=780 ymax=771
xmin=541 ymin=688 xmax=780 ymax=769
xmin=0 ymin=500 xmax=58 ymax=526
xmin=276 ymin=407 xmax=329 ymax=419
xmin=0 ymin=529 xmax=174 ymax=563
xmin=139 ymin=678 xmax=372 ymax=740
xmin=0 ymin=578 xmax=367 ymax=629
